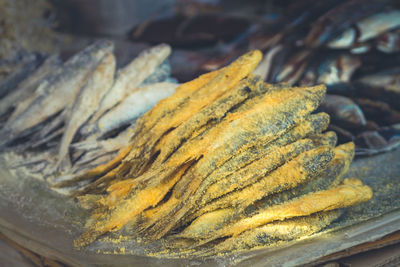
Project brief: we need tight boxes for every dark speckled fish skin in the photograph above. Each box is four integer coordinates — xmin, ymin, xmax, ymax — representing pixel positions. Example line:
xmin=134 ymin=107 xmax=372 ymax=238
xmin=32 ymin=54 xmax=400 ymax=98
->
xmin=0 ymin=41 xmax=114 ymax=147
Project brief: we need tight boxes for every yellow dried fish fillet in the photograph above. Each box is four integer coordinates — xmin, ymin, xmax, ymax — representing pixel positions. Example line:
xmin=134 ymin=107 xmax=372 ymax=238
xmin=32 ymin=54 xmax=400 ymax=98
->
xmin=176 ymin=208 xmax=236 ymax=239
xmin=136 ymin=194 xmax=181 ymax=235
xmin=329 ymin=142 xmax=355 ymax=186
xmin=121 ymin=79 xmax=315 ymax=192
xmin=66 ymin=49 xmax=372 ymax=251
xmin=207 ymin=178 xmax=372 ymax=240
xmin=135 ymin=51 xmax=261 ymax=137
xmin=212 ymin=210 xmax=341 ymax=253
xmin=255 ymin=142 xmax=355 ymax=211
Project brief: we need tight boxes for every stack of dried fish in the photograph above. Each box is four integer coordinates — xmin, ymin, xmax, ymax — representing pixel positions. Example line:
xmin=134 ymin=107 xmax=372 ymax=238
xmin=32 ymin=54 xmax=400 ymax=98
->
xmin=50 ymin=50 xmax=372 ymax=255
xmin=0 ymin=41 xmax=178 ymax=179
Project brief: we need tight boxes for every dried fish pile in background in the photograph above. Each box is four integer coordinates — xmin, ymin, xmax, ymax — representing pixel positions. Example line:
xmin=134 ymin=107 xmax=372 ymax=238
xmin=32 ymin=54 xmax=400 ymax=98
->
xmin=51 ymin=50 xmax=373 ymax=255
xmin=0 ymin=41 xmax=178 ymax=181
xmin=130 ymin=0 xmax=400 ymax=156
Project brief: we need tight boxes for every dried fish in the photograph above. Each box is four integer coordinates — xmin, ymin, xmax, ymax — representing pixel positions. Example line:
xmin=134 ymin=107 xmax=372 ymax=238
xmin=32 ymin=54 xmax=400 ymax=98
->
xmin=88 ymin=82 xmax=178 ymax=138
xmin=199 ymin=112 xmax=331 ymax=196
xmin=105 ymin=50 xmax=263 ymax=181
xmin=4 ymin=47 xmax=369 ymax=254
xmin=56 ymin=52 xmax=116 ymax=171
xmin=150 ymin=75 xmax=264 ymax=167
xmin=199 ymin=138 xmax=319 ymax=208
xmin=198 ymin=178 xmax=371 ymax=242
xmin=177 ymin=135 xmax=345 ymax=239
xmin=175 ymin=208 xmax=236 ymax=240
xmin=319 ymin=94 xmax=367 ymax=129
xmin=0 ymin=41 xmax=114 ymax=146
xmin=82 ymin=44 xmax=171 ymax=135
xmin=141 ymin=60 xmax=172 ymax=85
xmin=140 ymin=85 xmax=328 ymax=240
xmin=167 ymin=113 xmax=332 ymax=229
xmin=210 ymin=210 xmax=342 ymax=254
xmin=255 ymin=142 xmax=354 ymax=212
xmin=328 ymin=10 xmax=400 ymax=48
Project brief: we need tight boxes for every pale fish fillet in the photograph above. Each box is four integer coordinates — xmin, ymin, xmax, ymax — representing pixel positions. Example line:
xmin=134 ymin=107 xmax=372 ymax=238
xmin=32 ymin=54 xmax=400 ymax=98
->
xmin=56 ymin=52 xmax=116 ymax=171
xmin=0 ymin=41 xmax=114 ymax=146
xmin=90 ymin=82 xmax=178 ymax=137
xmin=82 ymin=44 xmax=171 ymax=134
